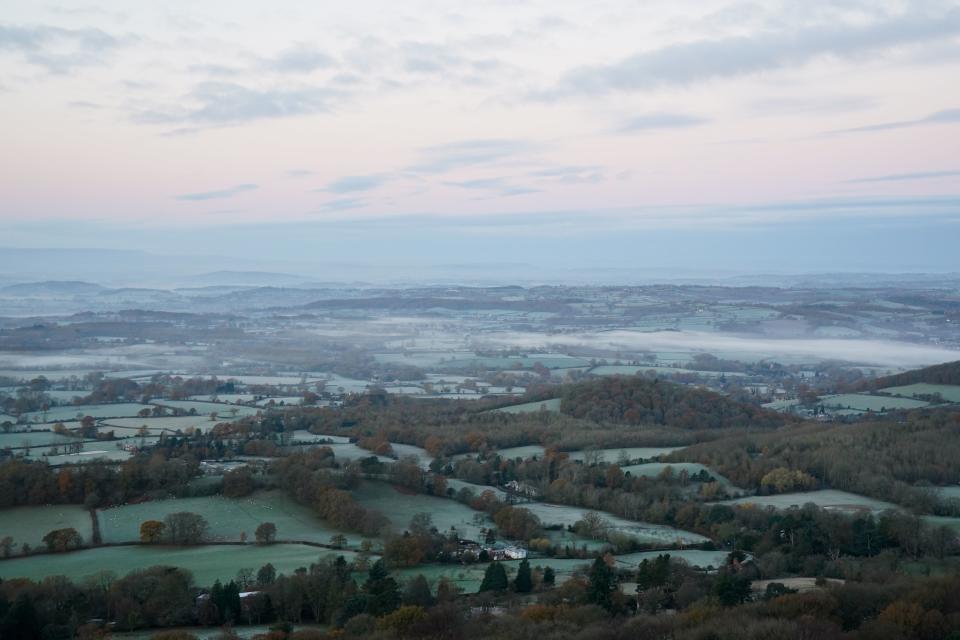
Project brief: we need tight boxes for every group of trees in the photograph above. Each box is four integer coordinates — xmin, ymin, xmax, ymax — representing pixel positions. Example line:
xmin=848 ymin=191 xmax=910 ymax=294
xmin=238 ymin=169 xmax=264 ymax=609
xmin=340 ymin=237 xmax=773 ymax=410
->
xmin=560 ymin=376 xmax=790 ymax=430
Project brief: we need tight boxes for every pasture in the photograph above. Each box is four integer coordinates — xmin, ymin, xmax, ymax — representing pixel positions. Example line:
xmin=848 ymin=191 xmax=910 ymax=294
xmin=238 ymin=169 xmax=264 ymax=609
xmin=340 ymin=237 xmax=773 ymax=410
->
xmin=351 ymin=481 xmax=488 ymax=540
xmin=880 ymin=383 xmax=960 ymax=403
xmin=719 ymin=489 xmax=898 ymax=514
xmin=621 ymin=462 xmax=741 ymax=491
xmin=0 ymin=544 xmax=357 ymax=586
xmin=566 ymin=447 xmax=683 ymax=464
xmin=519 ymin=501 xmax=708 ymax=546
xmin=489 ymin=398 xmax=561 ymax=414
xmin=0 ymin=504 xmax=93 ymax=549
xmin=0 ymin=430 xmax=89 ymax=449
xmin=45 ymin=448 xmax=133 ymax=465
xmin=97 ymin=490 xmax=368 ymax=548
xmin=101 ymin=415 xmax=226 ymax=434
xmin=149 ymin=400 xmax=260 ymax=417
xmin=819 ymin=394 xmax=928 ymax=412
xmin=21 ymin=403 xmax=154 ymax=423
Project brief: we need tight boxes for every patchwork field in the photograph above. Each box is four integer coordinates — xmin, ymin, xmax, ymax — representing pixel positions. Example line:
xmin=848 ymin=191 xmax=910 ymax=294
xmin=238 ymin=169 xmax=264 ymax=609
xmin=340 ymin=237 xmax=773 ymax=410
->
xmin=102 ymin=415 xmax=227 ymax=434
xmin=879 ymin=383 xmax=960 ymax=403
xmin=45 ymin=447 xmax=133 ymax=465
xmin=149 ymin=400 xmax=260 ymax=417
xmin=566 ymin=447 xmax=683 ymax=464
xmin=21 ymin=403 xmax=154 ymax=423
xmin=0 ymin=430 xmax=90 ymax=449
xmin=0 ymin=504 xmax=94 ymax=549
xmin=351 ymin=481 xmax=488 ymax=539
xmin=719 ymin=489 xmax=898 ymax=514
xmin=621 ymin=462 xmax=741 ymax=491
xmin=518 ymin=501 xmax=708 ymax=546
xmin=819 ymin=394 xmax=929 ymax=412
xmin=0 ymin=544 xmax=356 ymax=585
xmin=489 ymin=398 xmax=561 ymax=414
xmin=97 ymin=490 xmax=368 ymax=548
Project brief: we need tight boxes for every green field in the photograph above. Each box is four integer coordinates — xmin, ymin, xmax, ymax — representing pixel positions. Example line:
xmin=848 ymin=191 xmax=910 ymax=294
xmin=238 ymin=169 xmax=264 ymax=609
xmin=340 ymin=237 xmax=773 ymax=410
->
xmin=149 ymin=400 xmax=260 ymax=417
xmin=719 ymin=489 xmax=898 ymax=514
xmin=98 ymin=491 xmax=368 ymax=548
xmin=621 ymin=462 xmax=741 ymax=491
xmin=880 ymin=383 xmax=960 ymax=403
xmin=101 ymin=415 xmax=227 ymax=434
xmin=352 ymin=481 xmax=488 ymax=539
xmin=21 ymin=403 xmax=155 ymax=423
xmin=489 ymin=398 xmax=561 ymax=414
xmin=819 ymin=393 xmax=929 ymax=412
xmin=395 ymin=549 xmax=731 ymax=594
xmin=0 ymin=544 xmax=356 ymax=585
xmin=491 ymin=445 xmax=547 ymax=459
xmin=0 ymin=504 xmax=94 ymax=549
xmin=0 ymin=430 xmax=90 ymax=449
xmin=566 ymin=447 xmax=683 ymax=464
xmin=519 ymin=501 xmax=708 ymax=546
xmin=45 ymin=447 xmax=133 ymax=466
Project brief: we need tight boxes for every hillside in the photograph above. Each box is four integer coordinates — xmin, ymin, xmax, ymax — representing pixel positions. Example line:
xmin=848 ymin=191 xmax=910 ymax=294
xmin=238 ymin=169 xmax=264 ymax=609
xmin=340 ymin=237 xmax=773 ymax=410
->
xmin=866 ymin=360 xmax=960 ymax=389
xmin=560 ymin=375 xmax=791 ymax=430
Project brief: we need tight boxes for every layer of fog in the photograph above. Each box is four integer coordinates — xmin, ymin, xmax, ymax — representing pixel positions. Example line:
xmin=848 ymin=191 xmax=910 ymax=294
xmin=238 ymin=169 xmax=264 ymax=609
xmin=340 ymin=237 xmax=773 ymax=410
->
xmin=481 ymin=330 xmax=958 ymax=368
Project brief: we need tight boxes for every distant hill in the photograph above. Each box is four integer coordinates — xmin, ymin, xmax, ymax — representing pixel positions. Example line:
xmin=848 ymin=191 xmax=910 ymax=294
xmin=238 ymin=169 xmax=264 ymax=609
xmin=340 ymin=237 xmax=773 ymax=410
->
xmin=866 ymin=360 xmax=960 ymax=389
xmin=560 ymin=376 xmax=791 ymax=430
xmin=0 ymin=281 xmax=106 ymax=296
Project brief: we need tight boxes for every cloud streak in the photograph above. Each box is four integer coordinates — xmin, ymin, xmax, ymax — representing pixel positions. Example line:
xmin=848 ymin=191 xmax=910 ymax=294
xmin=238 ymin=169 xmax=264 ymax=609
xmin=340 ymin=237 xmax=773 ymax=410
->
xmin=828 ymin=108 xmax=960 ymax=134
xmin=411 ymin=139 xmax=541 ymax=173
xmin=550 ymin=9 xmax=960 ymax=96
xmin=320 ymin=174 xmax=388 ymax=194
xmin=0 ymin=22 xmax=125 ymax=73
xmin=175 ymin=183 xmax=258 ymax=201
xmin=846 ymin=170 xmax=960 ymax=184
xmin=617 ymin=112 xmax=710 ymax=133
xmin=137 ymin=82 xmax=344 ymax=128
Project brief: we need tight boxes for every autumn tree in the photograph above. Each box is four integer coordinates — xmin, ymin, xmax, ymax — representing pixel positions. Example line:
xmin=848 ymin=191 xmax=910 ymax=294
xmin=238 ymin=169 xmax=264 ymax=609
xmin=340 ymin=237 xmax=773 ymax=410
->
xmin=140 ymin=520 xmax=166 ymax=544
xmin=255 ymin=521 xmax=277 ymax=544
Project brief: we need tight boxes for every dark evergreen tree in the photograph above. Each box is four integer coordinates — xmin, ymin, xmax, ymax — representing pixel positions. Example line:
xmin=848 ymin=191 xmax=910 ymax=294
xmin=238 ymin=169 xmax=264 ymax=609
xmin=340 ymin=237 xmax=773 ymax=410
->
xmin=542 ymin=566 xmax=556 ymax=586
xmin=363 ymin=560 xmax=400 ymax=617
xmin=513 ymin=558 xmax=532 ymax=593
xmin=478 ymin=562 xmax=508 ymax=592
xmin=403 ymin=574 xmax=435 ymax=607
xmin=587 ymin=557 xmax=617 ymax=611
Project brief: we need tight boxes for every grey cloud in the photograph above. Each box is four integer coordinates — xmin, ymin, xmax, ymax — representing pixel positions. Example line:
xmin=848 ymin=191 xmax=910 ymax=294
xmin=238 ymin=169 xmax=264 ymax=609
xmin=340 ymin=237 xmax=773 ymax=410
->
xmin=175 ymin=183 xmax=258 ymax=201
xmin=617 ymin=112 xmax=710 ymax=133
xmin=412 ymin=139 xmax=541 ymax=173
xmin=828 ymin=108 xmax=960 ymax=134
xmin=749 ymin=95 xmax=876 ymax=115
xmin=846 ymin=170 xmax=960 ymax=184
xmin=286 ymin=169 xmax=315 ymax=178
xmin=265 ymin=45 xmax=335 ymax=73
xmin=0 ymin=22 xmax=125 ymax=73
xmin=320 ymin=174 xmax=388 ymax=194
xmin=529 ymin=165 xmax=605 ymax=184
xmin=136 ymin=82 xmax=344 ymax=127
xmin=551 ymin=9 xmax=960 ymax=96
xmin=315 ymin=198 xmax=366 ymax=212
xmin=445 ymin=177 xmax=540 ymax=197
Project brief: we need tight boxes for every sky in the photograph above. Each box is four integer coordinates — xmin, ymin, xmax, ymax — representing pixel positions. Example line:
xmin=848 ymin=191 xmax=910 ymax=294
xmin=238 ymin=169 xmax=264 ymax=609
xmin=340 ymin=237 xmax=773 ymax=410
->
xmin=1 ymin=0 xmax=959 ymax=273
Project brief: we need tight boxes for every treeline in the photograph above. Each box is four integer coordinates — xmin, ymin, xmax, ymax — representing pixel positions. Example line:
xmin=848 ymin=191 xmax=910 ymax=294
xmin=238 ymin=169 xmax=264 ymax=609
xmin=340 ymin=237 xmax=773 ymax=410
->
xmin=674 ymin=410 xmax=960 ymax=514
xmin=271 ymin=450 xmax=389 ymax=536
xmin=861 ymin=359 xmax=960 ymax=390
xmin=559 ymin=376 xmax=790 ymax=430
xmin=6 ymin=552 xmax=960 ymax=639
xmin=0 ymin=453 xmax=198 ymax=510
xmin=287 ymin=392 xmax=720 ymax=461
